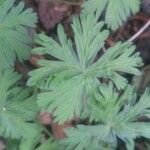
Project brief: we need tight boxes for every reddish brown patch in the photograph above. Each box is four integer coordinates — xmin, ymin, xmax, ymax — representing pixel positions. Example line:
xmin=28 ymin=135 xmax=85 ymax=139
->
xmin=37 ymin=0 xmax=70 ymax=30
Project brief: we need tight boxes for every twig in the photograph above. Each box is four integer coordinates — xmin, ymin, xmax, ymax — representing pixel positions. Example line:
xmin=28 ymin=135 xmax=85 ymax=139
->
xmin=128 ymin=19 xmax=150 ymax=42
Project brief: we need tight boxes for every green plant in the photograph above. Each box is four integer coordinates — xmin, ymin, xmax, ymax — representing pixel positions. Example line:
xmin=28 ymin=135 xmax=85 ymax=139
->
xmin=6 ymin=136 xmax=59 ymax=150
xmin=0 ymin=69 xmax=40 ymax=139
xmin=62 ymin=83 xmax=150 ymax=150
xmin=20 ymin=137 xmax=59 ymax=150
xmin=82 ymin=0 xmax=141 ymax=30
xmin=0 ymin=0 xmax=37 ymax=69
xmin=28 ymin=13 xmax=142 ymax=123
xmin=0 ymin=0 xmax=5 ymax=5
xmin=0 ymin=0 xmax=149 ymax=149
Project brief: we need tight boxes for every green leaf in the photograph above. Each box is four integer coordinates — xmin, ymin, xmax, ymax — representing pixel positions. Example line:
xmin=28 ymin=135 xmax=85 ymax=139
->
xmin=62 ymin=84 xmax=150 ymax=149
xmin=82 ymin=0 xmax=141 ymax=30
xmin=0 ymin=0 xmax=37 ymax=69
xmin=36 ymin=138 xmax=59 ymax=150
xmin=0 ymin=69 xmax=40 ymax=139
xmin=0 ymin=0 xmax=5 ymax=5
xmin=62 ymin=125 xmax=117 ymax=150
xmin=28 ymin=13 xmax=142 ymax=123
xmin=19 ymin=136 xmax=40 ymax=150
xmin=88 ymin=42 xmax=143 ymax=89
xmin=19 ymin=136 xmax=59 ymax=150
xmin=37 ymin=77 xmax=93 ymax=123
xmin=6 ymin=139 xmax=20 ymax=150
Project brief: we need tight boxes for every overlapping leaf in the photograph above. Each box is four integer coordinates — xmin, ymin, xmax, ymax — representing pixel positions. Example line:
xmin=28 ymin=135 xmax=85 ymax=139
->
xmin=36 ymin=138 xmax=59 ymax=150
xmin=0 ymin=70 xmax=40 ymax=139
xmin=0 ymin=0 xmax=37 ymax=69
xmin=19 ymin=137 xmax=59 ymax=150
xmin=6 ymin=137 xmax=59 ymax=150
xmin=63 ymin=83 xmax=150 ymax=150
xmin=82 ymin=0 xmax=141 ymax=30
xmin=28 ymin=13 xmax=142 ymax=123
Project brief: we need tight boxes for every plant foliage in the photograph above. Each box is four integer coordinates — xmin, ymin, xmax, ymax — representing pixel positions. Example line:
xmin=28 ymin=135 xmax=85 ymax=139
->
xmin=6 ymin=137 xmax=59 ymax=150
xmin=36 ymin=138 xmax=59 ymax=150
xmin=82 ymin=0 xmax=141 ymax=30
xmin=0 ymin=0 xmax=37 ymax=69
xmin=63 ymin=83 xmax=150 ymax=150
xmin=0 ymin=69 xmax=40 ymax=139
xmin=0 ymin=0 xmax=149 ymax=149
xmin=0 ymin=0 xmax=5 ymax=5
xmin=19 ymin=137 xmax=59 ymax=150
xmin=28 ymin=13 xmax=142 ymax=123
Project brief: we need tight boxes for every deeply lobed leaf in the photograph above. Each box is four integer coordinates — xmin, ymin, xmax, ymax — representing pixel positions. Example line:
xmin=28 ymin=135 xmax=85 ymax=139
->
xmin=0 ymin=70 xmax=40 ymax=139
xmin=82 ymin=0 xmax=141 ymax=30
xmin=63 ymin=84 xmax=150 ymax=150
xmin=28 ymin=13 xmax=142 ymax=123
xmin=0 ymin=0 xmax=37 ymax=69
